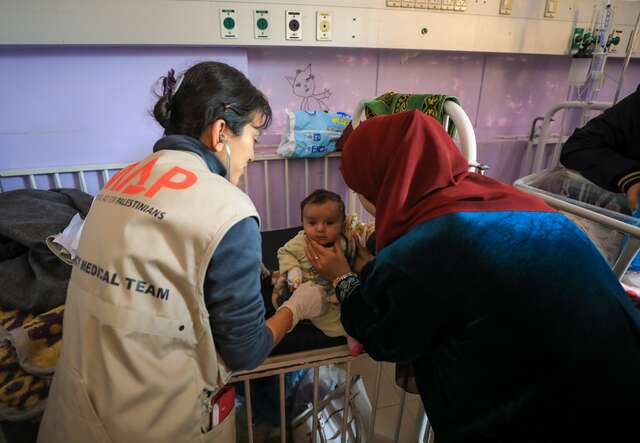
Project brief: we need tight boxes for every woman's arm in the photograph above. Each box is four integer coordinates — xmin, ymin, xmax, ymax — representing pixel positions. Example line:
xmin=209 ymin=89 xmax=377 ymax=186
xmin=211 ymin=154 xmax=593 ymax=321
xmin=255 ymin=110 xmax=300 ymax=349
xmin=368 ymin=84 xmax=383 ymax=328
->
xmin=265 ymin=307 xmax=293 ymax=344
xmin=560 ymin=91 xmax=640 ymax=193
xmin=205 ymin=217 xmax=287 ymax=371
xmin=338 ymin=258 xmax=443 ymax=363
xmin=307 ymin=235 xmax=436 ymax=362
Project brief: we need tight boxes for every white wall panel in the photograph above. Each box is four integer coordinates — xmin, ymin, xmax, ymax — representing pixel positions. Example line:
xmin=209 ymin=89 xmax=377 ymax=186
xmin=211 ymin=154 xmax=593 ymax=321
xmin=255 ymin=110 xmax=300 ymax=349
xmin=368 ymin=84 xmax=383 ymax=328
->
xmin=1 ymin=0 xmax=638 ymax=56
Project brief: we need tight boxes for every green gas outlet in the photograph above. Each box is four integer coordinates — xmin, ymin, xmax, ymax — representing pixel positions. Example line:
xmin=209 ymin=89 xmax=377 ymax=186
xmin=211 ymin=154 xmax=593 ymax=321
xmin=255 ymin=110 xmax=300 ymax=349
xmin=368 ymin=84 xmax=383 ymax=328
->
xmin=572 ymin=27 xmax=584 ymax=50
xmin=220 ymin=9 xmax=238 ymax=39
xmin=254 ymin=9 xmax=271 ymax=39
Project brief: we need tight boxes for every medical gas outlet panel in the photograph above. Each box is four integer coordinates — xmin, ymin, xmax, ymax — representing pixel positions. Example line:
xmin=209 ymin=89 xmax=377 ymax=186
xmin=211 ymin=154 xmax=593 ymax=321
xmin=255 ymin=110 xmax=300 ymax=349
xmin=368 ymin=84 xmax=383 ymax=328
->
xmin=1 ymin=0 xmax=639 ymax=57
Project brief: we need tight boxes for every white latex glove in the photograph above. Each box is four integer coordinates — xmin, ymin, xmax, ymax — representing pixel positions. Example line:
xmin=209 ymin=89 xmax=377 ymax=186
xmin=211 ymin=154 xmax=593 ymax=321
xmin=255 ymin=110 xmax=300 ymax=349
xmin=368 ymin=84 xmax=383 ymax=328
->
xmin=287 ymin=267 xmax=303 ymax=289
xmin=280 ymin=282 xmax=329 ymax=331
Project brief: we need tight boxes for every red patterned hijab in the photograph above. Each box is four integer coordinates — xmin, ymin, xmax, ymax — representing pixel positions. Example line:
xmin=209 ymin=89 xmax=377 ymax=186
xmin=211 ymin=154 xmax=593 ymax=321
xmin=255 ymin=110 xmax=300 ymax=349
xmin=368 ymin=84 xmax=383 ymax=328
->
xmin=341 ymin=110 xmax=553 ymax=251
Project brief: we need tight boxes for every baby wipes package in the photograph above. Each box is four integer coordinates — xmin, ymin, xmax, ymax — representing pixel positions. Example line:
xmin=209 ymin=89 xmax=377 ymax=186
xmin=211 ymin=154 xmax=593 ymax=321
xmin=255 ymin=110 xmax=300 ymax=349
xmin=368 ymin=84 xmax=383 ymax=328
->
xmin=277 ymin=111 xmax=351 ymax=158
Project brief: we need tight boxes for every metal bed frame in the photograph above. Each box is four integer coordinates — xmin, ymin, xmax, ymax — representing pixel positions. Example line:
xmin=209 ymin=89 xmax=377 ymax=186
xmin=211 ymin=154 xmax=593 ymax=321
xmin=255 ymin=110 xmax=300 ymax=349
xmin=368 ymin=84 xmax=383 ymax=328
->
xmin=517 ymin=100 xmax=640 ymax=279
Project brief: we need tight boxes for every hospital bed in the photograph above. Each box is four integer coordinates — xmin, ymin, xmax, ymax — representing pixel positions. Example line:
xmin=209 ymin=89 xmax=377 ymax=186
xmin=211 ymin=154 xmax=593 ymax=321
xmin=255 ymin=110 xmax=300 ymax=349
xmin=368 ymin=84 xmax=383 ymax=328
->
xmin=516 ymin=98 xmax=640 ymax=280
xmin=0 ymin=100 xmax=479 ymax=443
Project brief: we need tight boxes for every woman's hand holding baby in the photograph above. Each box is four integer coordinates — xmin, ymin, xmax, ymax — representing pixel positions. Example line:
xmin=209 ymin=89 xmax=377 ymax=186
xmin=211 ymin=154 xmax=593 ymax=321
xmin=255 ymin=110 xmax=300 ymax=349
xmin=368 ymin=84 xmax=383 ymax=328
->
xmin=305 ymin=236 xmax=351 ymax=282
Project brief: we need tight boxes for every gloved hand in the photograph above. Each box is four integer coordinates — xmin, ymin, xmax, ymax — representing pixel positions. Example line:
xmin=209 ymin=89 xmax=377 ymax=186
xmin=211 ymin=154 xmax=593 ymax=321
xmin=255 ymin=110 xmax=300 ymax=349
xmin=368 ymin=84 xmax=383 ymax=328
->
xmin=279 ymin=282 xmax=329 ymax=331
xmin=287 ymin=267 xmax=303 ymax=290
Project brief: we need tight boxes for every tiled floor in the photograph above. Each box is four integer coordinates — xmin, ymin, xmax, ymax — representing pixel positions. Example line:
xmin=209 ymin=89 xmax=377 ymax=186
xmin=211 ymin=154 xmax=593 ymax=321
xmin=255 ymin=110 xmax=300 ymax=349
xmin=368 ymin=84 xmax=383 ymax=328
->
xmin=348 ymin=357 xmax=425 ymax=443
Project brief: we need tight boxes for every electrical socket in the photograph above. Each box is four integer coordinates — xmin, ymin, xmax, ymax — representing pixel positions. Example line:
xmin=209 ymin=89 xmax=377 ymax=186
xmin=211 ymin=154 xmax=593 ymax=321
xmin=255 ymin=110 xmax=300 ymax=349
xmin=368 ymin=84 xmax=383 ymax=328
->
xmin=316 ymin=11 xmax=332 ymax=41
xmin=285 ymin=10 xmax=302 ymax=40
xmin=254 ymin=9 xmax=270 ymax=39
xmin=219 ymin=9 xmax=238 ymax=39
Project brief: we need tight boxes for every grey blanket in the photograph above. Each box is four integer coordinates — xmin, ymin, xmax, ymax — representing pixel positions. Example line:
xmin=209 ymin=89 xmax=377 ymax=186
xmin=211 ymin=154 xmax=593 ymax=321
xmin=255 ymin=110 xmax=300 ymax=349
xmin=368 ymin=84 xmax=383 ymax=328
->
xmin=0 ymin=188 xmax=93 ymax=314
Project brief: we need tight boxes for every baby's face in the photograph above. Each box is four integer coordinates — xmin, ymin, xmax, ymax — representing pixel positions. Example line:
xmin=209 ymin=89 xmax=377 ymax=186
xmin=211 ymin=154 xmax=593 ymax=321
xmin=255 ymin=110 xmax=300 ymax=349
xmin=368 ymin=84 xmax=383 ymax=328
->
xmin=302 ymin=201 xmax=343 ymax=247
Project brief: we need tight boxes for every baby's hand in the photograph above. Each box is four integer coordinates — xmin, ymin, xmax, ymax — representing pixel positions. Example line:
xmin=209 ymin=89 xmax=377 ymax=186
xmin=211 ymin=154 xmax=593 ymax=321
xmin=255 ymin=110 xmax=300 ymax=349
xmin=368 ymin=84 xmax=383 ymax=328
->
xmin=287 ymin=267 xmax=303 ymax=290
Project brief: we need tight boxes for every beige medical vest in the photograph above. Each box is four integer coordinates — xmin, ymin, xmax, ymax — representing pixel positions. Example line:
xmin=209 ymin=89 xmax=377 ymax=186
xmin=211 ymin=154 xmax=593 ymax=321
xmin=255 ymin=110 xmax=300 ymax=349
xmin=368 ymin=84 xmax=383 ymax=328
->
xmin=38 ymin=149 xmax=259 ymax=443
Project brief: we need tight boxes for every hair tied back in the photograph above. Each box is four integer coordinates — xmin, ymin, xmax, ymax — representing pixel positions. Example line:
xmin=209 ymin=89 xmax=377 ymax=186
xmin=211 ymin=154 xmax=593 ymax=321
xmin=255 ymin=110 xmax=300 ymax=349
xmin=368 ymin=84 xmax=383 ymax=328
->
xmin=162 ymin=69 xmax=177 ymax=98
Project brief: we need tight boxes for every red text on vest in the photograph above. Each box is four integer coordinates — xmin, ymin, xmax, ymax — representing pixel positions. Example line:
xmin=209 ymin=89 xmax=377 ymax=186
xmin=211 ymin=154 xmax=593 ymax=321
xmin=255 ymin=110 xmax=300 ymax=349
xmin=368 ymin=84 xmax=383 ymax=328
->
xmin=104 ymin=158 xmax=198 ymax=197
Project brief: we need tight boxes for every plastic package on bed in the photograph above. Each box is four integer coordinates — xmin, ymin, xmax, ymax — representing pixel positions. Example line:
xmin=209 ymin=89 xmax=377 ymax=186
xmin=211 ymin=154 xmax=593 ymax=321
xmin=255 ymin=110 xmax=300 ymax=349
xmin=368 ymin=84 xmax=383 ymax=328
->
xmin=277 ymin=111 xmax=351 ymax=158
xmin=515 ymin=168 xmax=634 ymax=266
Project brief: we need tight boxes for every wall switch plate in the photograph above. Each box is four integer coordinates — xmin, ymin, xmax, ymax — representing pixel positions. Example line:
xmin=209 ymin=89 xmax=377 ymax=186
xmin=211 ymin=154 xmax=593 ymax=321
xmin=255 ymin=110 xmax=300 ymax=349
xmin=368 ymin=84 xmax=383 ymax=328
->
xmin=254 ymin=9 xmax=270 ymax=39
xmin=316 ymin=11 xmax=332 ymax=41
xmin=285 ymin=10 xmax=302 ymax=40
xmin=499 ymin=0 xmax=512 ymax=15
xmin=219 ymin=9 xmax=238 ymax=39
xmin=544 ymin=0 xmax=558 ymax=18
xmin=415 ymin=0 xmax=428 ymax=9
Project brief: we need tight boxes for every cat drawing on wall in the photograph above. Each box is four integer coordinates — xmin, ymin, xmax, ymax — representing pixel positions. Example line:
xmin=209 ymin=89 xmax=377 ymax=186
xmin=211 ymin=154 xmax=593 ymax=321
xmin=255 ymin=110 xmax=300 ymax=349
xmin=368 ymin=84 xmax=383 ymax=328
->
xmin=286 ymin=64 xmax=332 ymax=112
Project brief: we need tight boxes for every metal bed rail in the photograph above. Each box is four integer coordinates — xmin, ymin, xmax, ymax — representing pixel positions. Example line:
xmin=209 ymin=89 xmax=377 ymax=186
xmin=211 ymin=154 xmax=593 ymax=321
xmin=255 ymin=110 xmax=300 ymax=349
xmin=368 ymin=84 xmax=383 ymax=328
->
xmin=515 ymin=169 xmax=640 ymax=279
xmin=240 ymin=149 xmax=373 ymax=231
xmin=523 ymin=101 xmax=612 ymax=176
xmin=229 ymin=346 xmax=384 ymax=443
xmin=230 ymin=347 xmax=434 ymax=443
xmin=0 ymin=163 xmax=127 ymax=194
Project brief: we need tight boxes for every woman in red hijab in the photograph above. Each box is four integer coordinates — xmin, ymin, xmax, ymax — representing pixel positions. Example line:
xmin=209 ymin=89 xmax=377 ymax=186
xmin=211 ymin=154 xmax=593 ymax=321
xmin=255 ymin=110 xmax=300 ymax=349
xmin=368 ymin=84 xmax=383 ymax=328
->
xmin=307 ymin=110 xmax=640 ymax=442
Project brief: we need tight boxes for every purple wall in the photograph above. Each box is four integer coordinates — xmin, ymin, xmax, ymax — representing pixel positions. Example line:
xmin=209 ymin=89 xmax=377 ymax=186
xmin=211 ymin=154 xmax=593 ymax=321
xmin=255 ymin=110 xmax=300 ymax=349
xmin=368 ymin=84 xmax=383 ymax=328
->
xmin=249 ymin=47 xmax=378 ymax=141
xmin=0 ymin=47 xmax=248 ymax=169
xmin=1 ymin=45 xmax=639 ymax=228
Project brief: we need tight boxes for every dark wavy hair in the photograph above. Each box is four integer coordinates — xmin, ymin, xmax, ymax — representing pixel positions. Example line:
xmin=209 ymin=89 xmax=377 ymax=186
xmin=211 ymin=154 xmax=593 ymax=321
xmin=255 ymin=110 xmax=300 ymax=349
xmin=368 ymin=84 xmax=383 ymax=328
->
xmin=300 ymin=190 xmax=346 ymax=222
xmin=153 ymin=61 xmax=272 ymax=138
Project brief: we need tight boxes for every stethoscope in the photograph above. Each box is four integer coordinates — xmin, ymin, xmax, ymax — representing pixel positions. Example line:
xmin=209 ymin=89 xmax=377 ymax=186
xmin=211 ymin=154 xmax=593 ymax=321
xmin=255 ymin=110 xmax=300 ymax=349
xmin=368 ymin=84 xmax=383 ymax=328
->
xmin=219 ymin=134 xmax=232 ymax=182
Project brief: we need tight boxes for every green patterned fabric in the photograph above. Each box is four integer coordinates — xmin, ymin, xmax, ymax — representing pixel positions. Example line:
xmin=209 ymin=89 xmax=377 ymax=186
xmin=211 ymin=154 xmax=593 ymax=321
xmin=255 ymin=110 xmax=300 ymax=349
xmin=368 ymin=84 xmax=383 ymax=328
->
xmin=363 ymin=92 xmax=461 ymax=138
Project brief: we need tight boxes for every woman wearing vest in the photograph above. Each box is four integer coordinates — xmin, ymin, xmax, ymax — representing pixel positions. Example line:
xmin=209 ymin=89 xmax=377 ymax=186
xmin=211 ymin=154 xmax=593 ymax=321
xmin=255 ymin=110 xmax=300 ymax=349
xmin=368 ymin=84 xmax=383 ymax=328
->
xmin=38 ymin=62 xmax=328 ymax=443
xmin=308 ymin=110 xmax=640 ymax=442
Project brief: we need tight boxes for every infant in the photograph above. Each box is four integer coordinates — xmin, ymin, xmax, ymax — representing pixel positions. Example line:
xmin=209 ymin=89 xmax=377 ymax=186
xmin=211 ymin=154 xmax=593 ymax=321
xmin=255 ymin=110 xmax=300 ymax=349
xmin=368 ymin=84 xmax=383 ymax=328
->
xmin=276 ymin=190 xmax=368 ymax=355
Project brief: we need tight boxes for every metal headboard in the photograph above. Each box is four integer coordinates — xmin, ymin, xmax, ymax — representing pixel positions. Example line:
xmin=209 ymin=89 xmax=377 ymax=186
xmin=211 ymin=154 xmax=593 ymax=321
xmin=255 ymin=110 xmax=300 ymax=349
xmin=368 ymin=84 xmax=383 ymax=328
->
xmin=0 ymin=163 xmax=128 ymax=194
